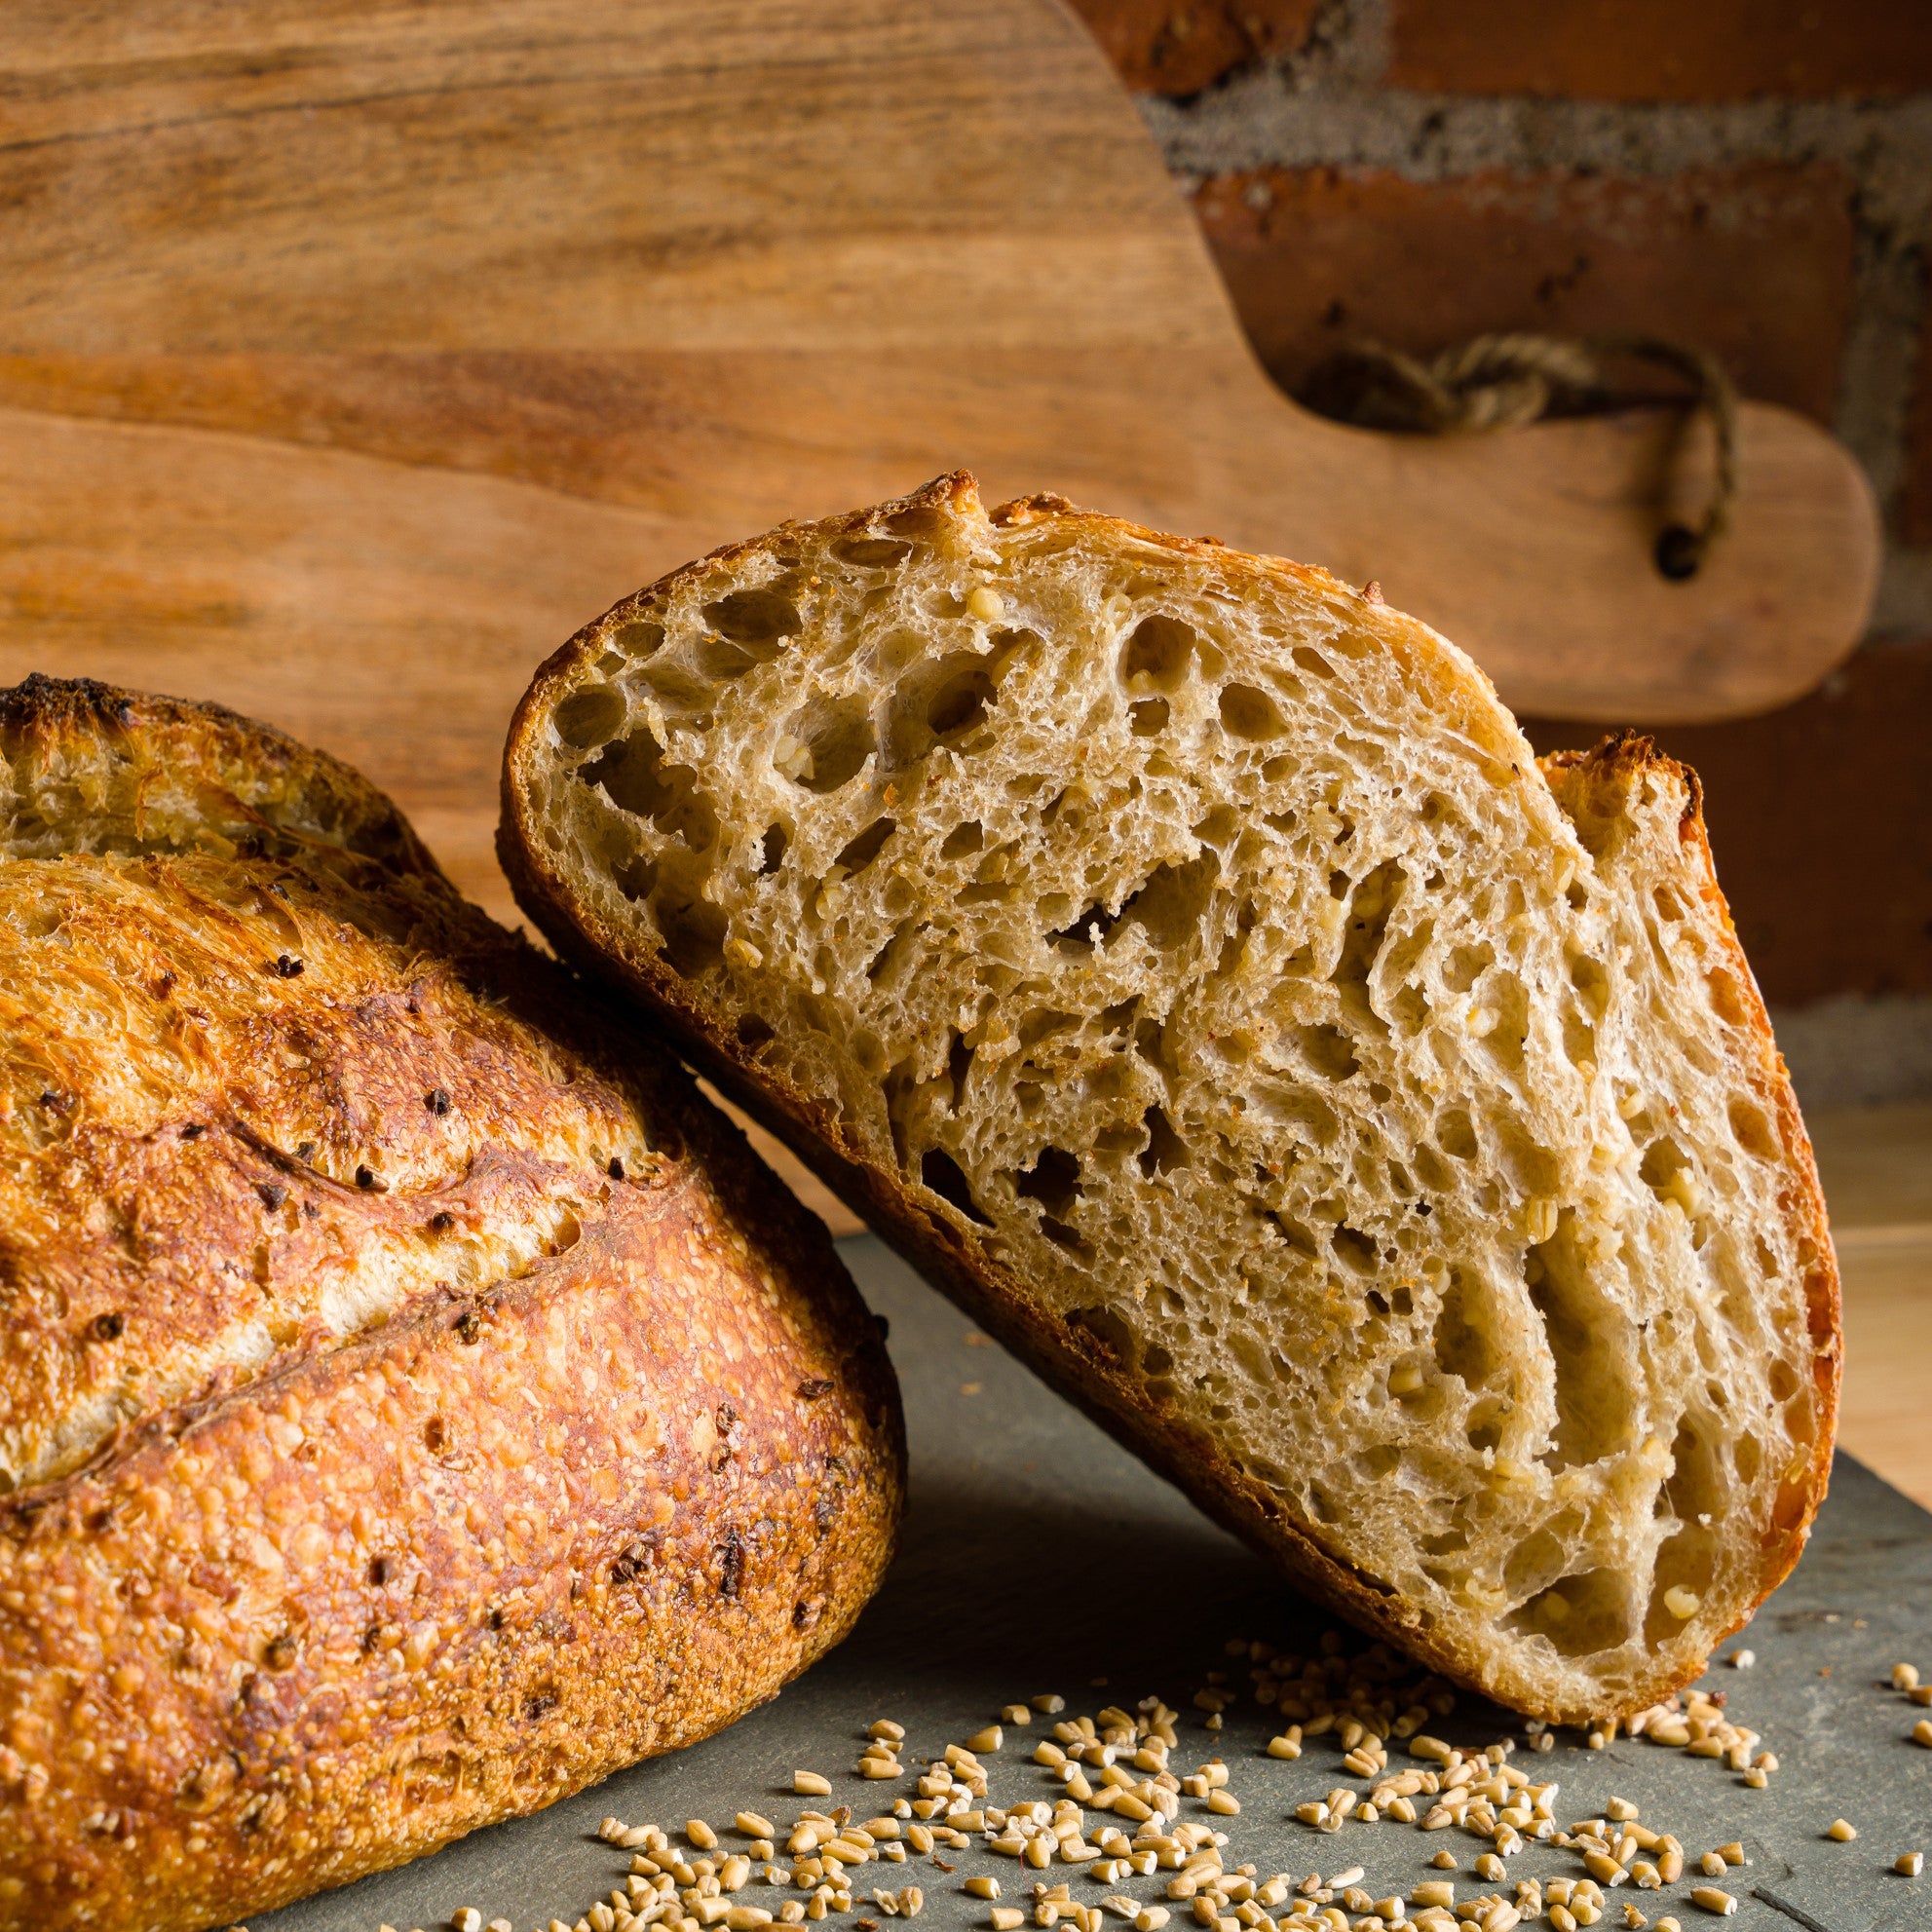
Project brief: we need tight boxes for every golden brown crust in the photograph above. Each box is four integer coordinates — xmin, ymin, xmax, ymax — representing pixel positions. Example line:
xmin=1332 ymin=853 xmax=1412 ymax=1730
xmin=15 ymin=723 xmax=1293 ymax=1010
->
xmin=0 ymin=672 xmax=436 ymax=875
xmin=500 ymin=480 xmax=1837 ymax=1725
xmin=0 ymin=677 xmax=903 ymax=1931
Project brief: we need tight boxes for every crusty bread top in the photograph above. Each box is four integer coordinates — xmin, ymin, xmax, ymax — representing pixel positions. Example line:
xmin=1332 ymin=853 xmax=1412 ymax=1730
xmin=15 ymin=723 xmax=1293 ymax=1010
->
xmin=0 ymin=675 xmax=671 ymax=1491
xmin=501 ymin=474 xmax=1838 ymax=1723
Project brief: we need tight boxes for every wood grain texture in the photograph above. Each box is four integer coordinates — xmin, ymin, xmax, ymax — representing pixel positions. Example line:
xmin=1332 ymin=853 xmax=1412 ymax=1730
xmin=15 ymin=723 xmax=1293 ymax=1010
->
xmin=0 ymin=0 xmax=1881 ymax=949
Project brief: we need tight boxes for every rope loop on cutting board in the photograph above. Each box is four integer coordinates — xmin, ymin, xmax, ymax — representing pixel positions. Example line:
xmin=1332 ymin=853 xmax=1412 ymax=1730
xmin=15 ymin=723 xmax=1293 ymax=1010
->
xmin=1298 ymin=331 xmax=1738 ymax=579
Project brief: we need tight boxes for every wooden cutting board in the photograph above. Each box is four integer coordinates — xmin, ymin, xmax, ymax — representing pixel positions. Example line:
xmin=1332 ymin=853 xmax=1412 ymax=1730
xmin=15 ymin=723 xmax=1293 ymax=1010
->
xmin=0 ymin=0 xmax=1881 ymax=925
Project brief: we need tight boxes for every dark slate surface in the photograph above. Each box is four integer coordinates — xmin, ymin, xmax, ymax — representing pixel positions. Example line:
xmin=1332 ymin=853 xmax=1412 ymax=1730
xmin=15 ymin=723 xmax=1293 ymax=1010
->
xmin=270 ymin=1234 xmax=1932 ymax=1932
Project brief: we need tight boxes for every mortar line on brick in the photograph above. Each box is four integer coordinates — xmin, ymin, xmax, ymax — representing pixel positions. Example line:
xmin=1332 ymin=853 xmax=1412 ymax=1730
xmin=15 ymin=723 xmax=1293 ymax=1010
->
xmin=1873 ymin=549 xmax=1932 ymax=634
xmin=1132 ymin=69 xmax=1932 ymax=635
xmin=1140 ymin=84 xmax=1932 ymax=194
xmin=1834 ymin=217 xmax=1924 ymax=507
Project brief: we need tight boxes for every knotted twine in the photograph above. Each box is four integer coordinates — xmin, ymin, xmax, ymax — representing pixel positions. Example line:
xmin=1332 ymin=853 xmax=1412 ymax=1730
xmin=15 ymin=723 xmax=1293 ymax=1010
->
xmin=1297 ymin=332 xmax=1738 ymax=579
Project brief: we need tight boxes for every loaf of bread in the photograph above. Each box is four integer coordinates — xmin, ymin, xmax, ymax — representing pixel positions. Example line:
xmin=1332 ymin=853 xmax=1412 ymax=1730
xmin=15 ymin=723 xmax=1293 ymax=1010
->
xmin=502 ymin=474 xmax=1838 ymax=1725
xmin=0 ymin=676 xmax=902 ymax=1930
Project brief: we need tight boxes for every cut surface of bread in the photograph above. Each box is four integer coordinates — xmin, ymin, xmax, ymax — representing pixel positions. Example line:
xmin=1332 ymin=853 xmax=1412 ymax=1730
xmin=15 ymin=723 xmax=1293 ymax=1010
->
xmin=502 ymin=474 xmax=1838 ymax=1724
xmin=0 ymin=677 xmax=901 ymax=1931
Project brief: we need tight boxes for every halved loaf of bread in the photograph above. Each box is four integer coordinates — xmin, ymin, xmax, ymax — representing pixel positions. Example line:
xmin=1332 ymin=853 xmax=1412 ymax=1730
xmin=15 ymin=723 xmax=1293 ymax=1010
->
xmin=501 ymin=474 xmax=1838 ymax=1724
xmin=0 ymin=677 xmax=901 ymax=1932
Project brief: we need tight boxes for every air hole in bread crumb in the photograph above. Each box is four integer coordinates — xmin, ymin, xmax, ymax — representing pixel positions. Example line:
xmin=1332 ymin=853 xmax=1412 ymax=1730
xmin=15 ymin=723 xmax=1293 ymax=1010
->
xmin=833 ymin=536 xmax=914 ymax=568
xmin=927 ymin=663 xmax=998 ymax=739
xmin=553 ymin=683 xmax=626 ymax=748
xmin=1527 ymin=1214 xmax=1632 ymax=1470
xmin=1139 ymin=1104 xmax=1191 ymax=1177
xmin=1067 ymin=1302 xmax=1133 ymax=1362
xmin=921 ymin=1148 xmax=993 ymax=1227
xmin=1645 ymin=1522 xmax=1718 ymax=1644
xmin=613 ymin=618 xmax=664 ymax=657
xmin=1040 ymin=1216 xmax=1092 ymax=1257
xmin=1473 ymin=970 xmax=1530 ymax=1077
xmin=658 ymin=896 xmax=727 ymax=977
xmin=1433 ymin=1267 xmax=1496 ymax=1385
xmin=1295 ymin=1022 xmax=1360 ymax=1081
xmin=1662 ymin=1413 xmax=1724 ymax=1523
xmin=865 ymin=917 xmax=921 ymax=986
xmin=582 ymin=729 xmax=720 ymax=852
xmin=1727 ymin=1096 xmax=1777 ymax=1158
xmin=1560 ymin=1001 xmax=1596 ymax=1067
xmin=1447 ymin=941 xmax=1495 ymax=995
xmin=1438 ymin=1109 xmax=1479 ymax=1160
xmin=1466 ymin=1400 xmax=1508 ymax=1453
xmin=635 ymin=659 xmax=714 ymax=716
xmin=1051 ymin=898 xmax=1122 ymax=951
xmin=696 ymin=635 xmax=763 ymax=680
xmin=886 ymin=501 xmax=947 ymax=537
xmin=1503 ymin=1511 xmax=1581 ymax=1602
xmin=703 ymin=588 xmax=800 ymax=652
xmin=1193 ymin=804 xmax=1239 ymax=849
xmin=1706 ymin=967 xmax=1749 ymax=1026
xmin=1124 ymin=854 xmax=1220 ymax=950
xmin=781 ymin=698 xmax=875 ymax=793
xmin=888 ymin=637 xmax=1023 ymax=767
xmin=1332 ymin=1226 xmax=1379 ymax=1273
xmin=1639 ymin=1136 xmax=1697 ymax=1214
xmin=1119 ymin=614 xmax=1196 ymax=693
xmin=758 ymin=824 xmax=788 ymax=875
xmin=1015 ymin=1145 xmax=1082 ymax=1219
xmin=1507 ymin=1567 xmax=1631 ymax=1657
xmin=1292 ymin=645 xmax=1336 ymax=680
xmin=1219 ymin=682 xmax=1287 ymax=741
xmin=736 ymin=1014 xmax=775 ymax=1051
xmin=939 ymin=820 xmax=983 ymax=859
xmin=613 ymin=852 xmax=658 ymax=901
xmin=1568 ymin=949 xmax=1610 ymax=1015
xmin=1133 ymin=1014 xmax=1180 ymax=1078
xmin=1331 ymin=862 xmax=1402 ymax=1010
xmin=833 ymin=817 xmax=896 ymax=877
xmin=1130 ymin=698 xmax=1169 ymax=736
xmin=1017 ymin=1007 xmax=1078 ymax=1049
xmin=945 ymin=1032 xmax=973 ymax=1109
